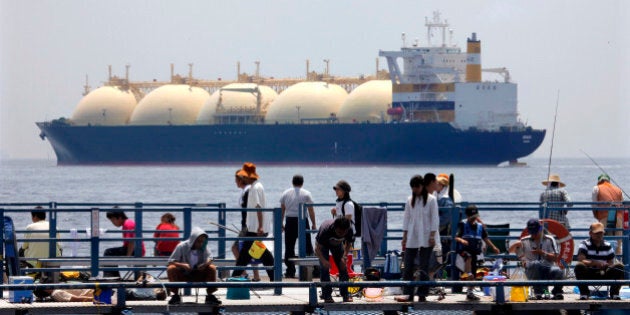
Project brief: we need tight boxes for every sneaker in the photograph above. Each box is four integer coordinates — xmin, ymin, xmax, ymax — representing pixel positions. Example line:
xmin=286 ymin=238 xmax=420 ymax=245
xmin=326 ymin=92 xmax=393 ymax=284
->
xmin=579 ymin=295 xmax=589 ymax=300
xmin=168 ymin=294 xmax=181 ymax=305
xmin=342 ymin=296 xmax=353 ymax=303
xmin=323 ymin=297 xmax=335 ymax=303
xmin=610 ymin=295 xmax=621 ymax=300
xmin=205 ymin=294 xmax=221 ymax=305
xmin=552 ymin=294 xmax=564 ymax=300
xmin=466 ymin=291 xmax=480 ymax=301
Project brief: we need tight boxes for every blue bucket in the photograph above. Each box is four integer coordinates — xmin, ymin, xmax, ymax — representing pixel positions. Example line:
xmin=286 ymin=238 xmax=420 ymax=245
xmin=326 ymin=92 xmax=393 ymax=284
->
xmin=226 ymin=277 xmax=250 ymax=300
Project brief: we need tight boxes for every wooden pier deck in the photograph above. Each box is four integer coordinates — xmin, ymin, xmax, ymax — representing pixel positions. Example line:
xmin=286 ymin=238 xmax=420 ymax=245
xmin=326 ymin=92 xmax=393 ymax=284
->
xmin=1 ymin=282 xmax=629 ymax=315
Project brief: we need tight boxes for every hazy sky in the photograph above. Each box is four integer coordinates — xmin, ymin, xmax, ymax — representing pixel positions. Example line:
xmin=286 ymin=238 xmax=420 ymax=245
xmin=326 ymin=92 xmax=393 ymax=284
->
xmin=1 ymin=0 xmax=628 ymax=160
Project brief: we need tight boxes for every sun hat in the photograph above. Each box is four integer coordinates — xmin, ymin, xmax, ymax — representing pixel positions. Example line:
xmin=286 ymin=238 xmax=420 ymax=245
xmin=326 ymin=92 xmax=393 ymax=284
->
xmin=333 ymin=180 xmax=351 ymax=193
xmin=526 ymin=218 xmax=542 ymax=235
xmin=541 ymin=174 xmax=565 ymax=187
xmin=437 ymin=173 xmax=449 ymax=186
xmin=590 ymin=222 xmax=605 ymax=234
xmin=597 ymin=173 xmax=610 ymax=183
xmin=239 ymin=162 xmax=259 ymax=180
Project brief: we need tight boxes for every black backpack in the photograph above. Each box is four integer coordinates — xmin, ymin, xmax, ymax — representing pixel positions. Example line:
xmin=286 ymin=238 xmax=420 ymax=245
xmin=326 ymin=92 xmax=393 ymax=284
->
xmin=341 ymin=199 xmax=363 ymax=237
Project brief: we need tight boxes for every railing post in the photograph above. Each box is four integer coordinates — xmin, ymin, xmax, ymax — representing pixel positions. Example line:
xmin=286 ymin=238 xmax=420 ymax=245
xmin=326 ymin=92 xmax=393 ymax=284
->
xmin=49 ymin=202 xmax=58 ymax=258
xmin=298 ymin=203 xmax=306 ymax=258
xmin=0 ymin=208 xmax=4 ymax=298
xmin=90 ymin=208 xmax=100 ymax=277
xmin=218 ymin=203 xmax=227 ymax=259
xmin=273 ymin=207 xmax=283 ymax=295
xmin=134 ymin=202 xmax=143 ymax=258
xmin=183 ymin=208 xmax=192 ymax=240
xmin=449 ymin=203 xmax=462 ymax=283
xmin=624 ymin=204 xmax=629 ymax=279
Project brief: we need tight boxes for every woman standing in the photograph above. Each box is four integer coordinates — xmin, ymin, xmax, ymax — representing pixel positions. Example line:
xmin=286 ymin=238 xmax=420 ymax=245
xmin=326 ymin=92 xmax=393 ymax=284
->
xmin=154 ymin=213 xmax=180 ymax=257
xmin=396 ymin=174 xmax=439 ymax=302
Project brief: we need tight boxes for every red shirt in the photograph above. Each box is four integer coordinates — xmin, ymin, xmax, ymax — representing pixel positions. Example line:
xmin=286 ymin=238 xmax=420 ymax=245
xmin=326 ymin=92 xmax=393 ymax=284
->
xmin=154 ymin=223 xmax=180 ymax=255
xmin=123 ymin=219 xmax=146 ymax=256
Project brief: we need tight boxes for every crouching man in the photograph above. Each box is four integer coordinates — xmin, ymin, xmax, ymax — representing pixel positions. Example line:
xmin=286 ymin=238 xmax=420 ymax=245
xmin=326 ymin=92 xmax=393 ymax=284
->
xmin=167 ymin=227 xmax=221 ymax=305
xmin=315 ymin=217 xmax=354 ymax=303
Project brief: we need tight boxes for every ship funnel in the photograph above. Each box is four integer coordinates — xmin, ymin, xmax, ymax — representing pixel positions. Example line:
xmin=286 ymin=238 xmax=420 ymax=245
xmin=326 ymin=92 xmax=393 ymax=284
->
xmin=466 ymin=32 xmax=481 ymax=82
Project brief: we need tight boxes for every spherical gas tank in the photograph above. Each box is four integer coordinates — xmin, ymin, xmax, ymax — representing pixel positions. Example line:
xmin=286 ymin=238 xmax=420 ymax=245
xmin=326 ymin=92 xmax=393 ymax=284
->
xmin=129 ymin=84 xmax=209 ymax=125
xmin=338 ymin=80 xmax=392 ymax=123
xmin=265 ymin=82 xmax=347 ymax=124
xmin=71 ymin=86 xmax=138 ymax=125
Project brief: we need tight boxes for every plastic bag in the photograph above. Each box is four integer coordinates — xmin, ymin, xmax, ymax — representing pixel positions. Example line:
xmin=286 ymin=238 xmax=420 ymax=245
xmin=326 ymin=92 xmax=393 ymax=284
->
xmin=509 ymin=267 xmax=528 ymax=302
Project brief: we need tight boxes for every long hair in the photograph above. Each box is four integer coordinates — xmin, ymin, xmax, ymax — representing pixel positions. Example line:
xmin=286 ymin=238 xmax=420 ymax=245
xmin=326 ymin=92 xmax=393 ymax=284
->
xmin=421 ymin=173 xmax=436 ymax=206
xmin=409 ymin=175 xmax=423 ymax=207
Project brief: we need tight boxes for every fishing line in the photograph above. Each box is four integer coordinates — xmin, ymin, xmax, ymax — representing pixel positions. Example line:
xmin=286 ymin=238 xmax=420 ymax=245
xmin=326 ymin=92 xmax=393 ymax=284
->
xmin=543 ymin=90 xmax=561 ymax=220
xmin=580 ymin=149 xmax=630 ymax=200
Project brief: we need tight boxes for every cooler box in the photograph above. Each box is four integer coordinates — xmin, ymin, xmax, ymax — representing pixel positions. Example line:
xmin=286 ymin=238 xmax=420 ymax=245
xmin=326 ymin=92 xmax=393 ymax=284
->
xmin=9 ymin=276 xmax=33 ymax=303
xmin=482 ymin=275 xmax=509 ymax=300
xmin=226 ymin=277 xmax=250 ymax=300
xmin=93 ymin=287 xmax=113 ymax=304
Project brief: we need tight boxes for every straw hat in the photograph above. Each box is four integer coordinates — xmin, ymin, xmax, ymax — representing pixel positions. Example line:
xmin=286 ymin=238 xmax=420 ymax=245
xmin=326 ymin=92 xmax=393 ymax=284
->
xmin=541 ymin=174 xmax=565 ymax=187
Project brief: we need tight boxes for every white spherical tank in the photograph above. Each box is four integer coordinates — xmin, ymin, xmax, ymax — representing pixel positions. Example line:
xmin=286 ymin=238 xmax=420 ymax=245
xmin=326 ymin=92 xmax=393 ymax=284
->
xmin=71 ymin=86 xmax=138 ymax=125
xmin=337 ymin=80 xmax=392 ymax=123
xmin=196 ymin=83 xmax=278 ymax=124
xmin=265 ymin=82 xmax=347 ymax=124
xmin=129 ymin=84 xmax=210 ymax=125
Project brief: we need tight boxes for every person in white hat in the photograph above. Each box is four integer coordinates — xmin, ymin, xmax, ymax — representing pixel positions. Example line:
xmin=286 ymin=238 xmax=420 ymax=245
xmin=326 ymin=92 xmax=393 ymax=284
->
xmin=540 ymin=174 xmax=572 ymax=229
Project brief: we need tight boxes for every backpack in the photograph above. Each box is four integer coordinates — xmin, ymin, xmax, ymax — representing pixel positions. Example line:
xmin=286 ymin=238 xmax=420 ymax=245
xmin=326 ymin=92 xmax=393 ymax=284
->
xmin=341 ymin=199 xmax=363 ymax=237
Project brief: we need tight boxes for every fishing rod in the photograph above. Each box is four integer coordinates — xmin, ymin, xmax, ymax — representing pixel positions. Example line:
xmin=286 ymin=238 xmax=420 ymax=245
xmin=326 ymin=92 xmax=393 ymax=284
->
xmin=208 ymin=221 xmax=241 ymax=234
xmin=543 ymin=90 xmax=561 ymax=220
xmin=580 ymin=149 xmax=630 ymax=200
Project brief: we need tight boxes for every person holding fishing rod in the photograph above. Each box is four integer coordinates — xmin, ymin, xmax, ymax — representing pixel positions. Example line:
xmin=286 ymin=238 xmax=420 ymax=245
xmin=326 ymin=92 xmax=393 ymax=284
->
xmin=540 ymin=174 xmax=572 ymax=229
xmin=591 ymin=173 xmax=624 ymax=253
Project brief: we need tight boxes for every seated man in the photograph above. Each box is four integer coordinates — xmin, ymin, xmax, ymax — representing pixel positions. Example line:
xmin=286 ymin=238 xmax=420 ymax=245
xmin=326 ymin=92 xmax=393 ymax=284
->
xmin=314 ymin=216 xmax=354 ymax=303
xmin=167 ymin=227 xmax=221 ymax=305
xmin=574 ymin=222 xmax=624 ymax=300
xmin=509 ymin=218 xmax=564 ymax=300
xmin=454 ymin=205 xmax=500 ymax=301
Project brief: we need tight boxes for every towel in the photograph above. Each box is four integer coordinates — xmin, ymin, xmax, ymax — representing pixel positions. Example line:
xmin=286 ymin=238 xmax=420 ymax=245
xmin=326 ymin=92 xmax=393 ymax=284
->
xmin=361 ymin=206 xmax=387 ymax=263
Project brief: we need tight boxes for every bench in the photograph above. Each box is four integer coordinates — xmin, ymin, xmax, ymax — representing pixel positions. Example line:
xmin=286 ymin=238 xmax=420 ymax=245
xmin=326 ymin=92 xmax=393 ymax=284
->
xmin=37 ymin=257 xmax=239 ymax=280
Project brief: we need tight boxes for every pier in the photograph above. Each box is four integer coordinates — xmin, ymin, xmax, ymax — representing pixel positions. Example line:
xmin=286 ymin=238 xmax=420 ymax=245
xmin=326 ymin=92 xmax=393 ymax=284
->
xmin=1 ymin=201 xmax=629 ymax=314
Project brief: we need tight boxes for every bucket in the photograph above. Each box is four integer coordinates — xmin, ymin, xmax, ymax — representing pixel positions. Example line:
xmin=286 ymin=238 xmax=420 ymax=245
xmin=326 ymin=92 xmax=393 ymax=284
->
xmin=248 ymin=241 xmax=266 ymax=259
xmin=226 ymin=277 xmax=250 ymax=300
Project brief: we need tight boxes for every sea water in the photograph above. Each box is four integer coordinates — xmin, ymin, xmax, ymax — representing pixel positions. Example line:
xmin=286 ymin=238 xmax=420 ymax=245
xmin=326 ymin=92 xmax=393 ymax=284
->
xmin=1 ymin=157 xmax=629 ymax=314
xmin=1 ymin=157 xmax=629 ymax=255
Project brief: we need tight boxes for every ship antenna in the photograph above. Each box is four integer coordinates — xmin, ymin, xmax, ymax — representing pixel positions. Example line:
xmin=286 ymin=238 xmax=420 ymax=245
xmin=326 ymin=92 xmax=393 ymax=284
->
xmin=543 ymin=90 xmax=560 ymax=220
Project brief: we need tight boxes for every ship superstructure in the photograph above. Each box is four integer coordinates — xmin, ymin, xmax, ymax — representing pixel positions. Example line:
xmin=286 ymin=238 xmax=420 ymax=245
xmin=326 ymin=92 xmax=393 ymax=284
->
xmin=380 ymin=11 xmax=520 ymax=131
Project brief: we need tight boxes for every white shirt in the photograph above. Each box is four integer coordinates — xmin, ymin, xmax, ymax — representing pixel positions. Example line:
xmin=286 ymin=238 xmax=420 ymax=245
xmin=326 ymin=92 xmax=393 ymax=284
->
xmin=280 ymin=186 xmax=314 ymax=218
xmin=246 ymin=180 xmax=271 ymax=233
xmin=22 ymin=220 xmax=62 ymax=266
xmin=402 ymin=194 xmax=439 ymax=248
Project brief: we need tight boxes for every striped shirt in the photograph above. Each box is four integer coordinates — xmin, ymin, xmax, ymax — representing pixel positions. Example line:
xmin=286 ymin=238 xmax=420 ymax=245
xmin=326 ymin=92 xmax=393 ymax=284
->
xmin=577 ymin=238 xmax=615 ymax=263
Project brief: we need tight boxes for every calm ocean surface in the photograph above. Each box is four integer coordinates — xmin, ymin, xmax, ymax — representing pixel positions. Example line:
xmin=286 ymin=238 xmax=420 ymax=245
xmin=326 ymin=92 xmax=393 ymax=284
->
xmin=1 ymin=157 xmax=629 ymax=258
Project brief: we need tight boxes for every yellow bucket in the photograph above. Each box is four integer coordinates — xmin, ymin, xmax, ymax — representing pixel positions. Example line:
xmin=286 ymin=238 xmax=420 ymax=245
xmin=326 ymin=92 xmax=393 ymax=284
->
xmin=248 ymin=240 xmax=266 ymax=259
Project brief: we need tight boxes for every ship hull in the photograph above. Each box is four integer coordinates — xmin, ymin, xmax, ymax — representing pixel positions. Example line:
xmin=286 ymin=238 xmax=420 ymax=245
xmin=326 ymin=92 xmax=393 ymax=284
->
xmin=36 ymin=122 xmax=545 ymax=165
